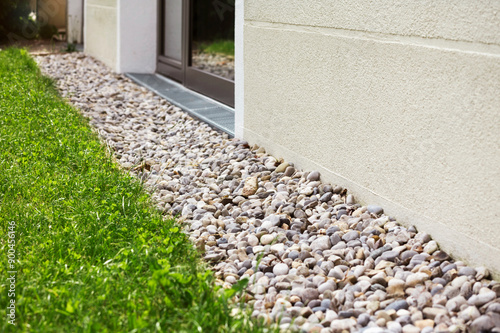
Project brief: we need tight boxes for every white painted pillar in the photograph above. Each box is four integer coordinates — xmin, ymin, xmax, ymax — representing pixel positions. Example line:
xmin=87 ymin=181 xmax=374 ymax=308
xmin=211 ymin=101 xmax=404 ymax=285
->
xmin=234 ymin=0 xmax=245 ymax=138
xmin=67 ymin=0 xmax=83 ymax=44
xmin=117 ymin=0 xmax=157 ymax=73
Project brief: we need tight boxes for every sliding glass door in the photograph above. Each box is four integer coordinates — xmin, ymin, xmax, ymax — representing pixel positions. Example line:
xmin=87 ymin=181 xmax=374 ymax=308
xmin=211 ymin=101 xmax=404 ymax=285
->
xmin=157 ymin=0 xmax=235 ymax=107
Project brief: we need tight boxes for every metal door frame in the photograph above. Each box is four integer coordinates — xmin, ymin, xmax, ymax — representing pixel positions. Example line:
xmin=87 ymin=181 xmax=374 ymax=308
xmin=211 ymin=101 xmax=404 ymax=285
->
xmin=157 ymin=0 xmax=234 ymax=107
xmin=157 ymin=0 xmax=186 ymax=83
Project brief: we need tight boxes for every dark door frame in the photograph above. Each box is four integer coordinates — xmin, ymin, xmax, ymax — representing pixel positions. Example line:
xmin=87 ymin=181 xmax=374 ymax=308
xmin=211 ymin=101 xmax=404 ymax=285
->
xmin=157 ymin=0 xmax=186 ymax=83
xmin=157 ymin=0 xmax=235 ymax=107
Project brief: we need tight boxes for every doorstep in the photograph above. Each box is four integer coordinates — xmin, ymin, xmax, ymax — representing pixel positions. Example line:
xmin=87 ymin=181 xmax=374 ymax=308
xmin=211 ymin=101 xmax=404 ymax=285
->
xmin=126 ymin=73 xmax=235 ymax=137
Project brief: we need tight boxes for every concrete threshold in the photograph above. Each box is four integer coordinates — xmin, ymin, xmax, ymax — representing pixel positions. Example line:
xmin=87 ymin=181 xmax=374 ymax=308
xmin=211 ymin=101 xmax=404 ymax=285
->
xmin=126 ymin=73 xmax=235 ymax=137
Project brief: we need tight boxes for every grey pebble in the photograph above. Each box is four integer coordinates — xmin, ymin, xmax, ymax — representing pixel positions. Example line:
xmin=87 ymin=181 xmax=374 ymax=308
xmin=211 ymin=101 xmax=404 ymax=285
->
xmin=357 ymin=313 xmax=371 ymax=326
xmin=385 ymin=300 xmax=409 ymax=311
xmin=458 ymin=266 xmax=477 ymax=277
xmin=307 ymin=171 xmax=320 ymax=181
xmin=367 ymin=205 xmax=384 ymax=215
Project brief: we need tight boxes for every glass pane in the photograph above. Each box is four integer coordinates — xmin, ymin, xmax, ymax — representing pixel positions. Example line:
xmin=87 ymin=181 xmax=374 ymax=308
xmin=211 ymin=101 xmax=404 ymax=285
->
xmin=191 ymin=0 xmax=234 ymax=81
xmin=163 ymin=0 xmax=182 ymax=61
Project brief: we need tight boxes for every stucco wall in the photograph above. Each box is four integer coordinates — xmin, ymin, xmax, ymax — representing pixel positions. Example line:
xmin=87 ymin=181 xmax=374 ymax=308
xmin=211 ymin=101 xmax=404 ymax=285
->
xmin=242 ymin=1 xmax=500 ymax=276
xmin=84 ymin=0 xmax=156 ymax=73
xmin=84 ymin=0 xmax=117 ymax=70
xmin=117 ymin=1 xmax=157 ymax=73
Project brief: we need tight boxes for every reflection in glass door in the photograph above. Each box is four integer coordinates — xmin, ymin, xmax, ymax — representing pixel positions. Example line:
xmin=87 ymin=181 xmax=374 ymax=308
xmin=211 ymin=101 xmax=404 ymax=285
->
xmin=157 ymin=0 xmax=235 ymax=107
xmin=191 ymin=0 xmax=234 ymax=81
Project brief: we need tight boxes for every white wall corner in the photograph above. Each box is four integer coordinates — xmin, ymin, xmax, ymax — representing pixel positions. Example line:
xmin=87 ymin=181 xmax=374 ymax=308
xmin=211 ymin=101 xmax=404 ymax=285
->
xmin=82 ymin=0 xmax=87 ymax=52
xmin=67 ymin=0 xmax=83 ymax=44
xmin=117 ymin=0 xmax=157 ymax=74
xmin=116 ymin=0 xmax=121 ymax=73
xmin=234 ymin=0 xmax=245 ymax=138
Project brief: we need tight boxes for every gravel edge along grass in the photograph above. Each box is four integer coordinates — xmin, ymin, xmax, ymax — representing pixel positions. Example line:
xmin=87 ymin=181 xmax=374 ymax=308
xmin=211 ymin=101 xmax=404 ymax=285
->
xmin=0 ymin=48 xmax=276 ymax=333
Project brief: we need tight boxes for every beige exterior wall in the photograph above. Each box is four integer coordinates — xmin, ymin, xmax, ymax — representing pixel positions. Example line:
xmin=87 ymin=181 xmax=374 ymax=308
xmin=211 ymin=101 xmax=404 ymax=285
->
xmin=84 ymin=0 xmax=118 ymax=70
xmin=243 ymin=1 xmax=500 ymax=276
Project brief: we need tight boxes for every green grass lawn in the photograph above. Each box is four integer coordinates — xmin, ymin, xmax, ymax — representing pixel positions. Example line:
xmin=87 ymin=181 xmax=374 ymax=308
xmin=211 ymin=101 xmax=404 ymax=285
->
xmin=200 ymin=40 xmax=234 ymax=57
xmin=0 ymin=48 xmax=271 ymax=332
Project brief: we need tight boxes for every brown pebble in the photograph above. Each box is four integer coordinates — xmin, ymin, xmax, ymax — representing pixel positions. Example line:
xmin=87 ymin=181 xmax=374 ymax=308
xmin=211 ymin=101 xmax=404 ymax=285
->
xmin=415 ymin=319 xmax=434 ymax=329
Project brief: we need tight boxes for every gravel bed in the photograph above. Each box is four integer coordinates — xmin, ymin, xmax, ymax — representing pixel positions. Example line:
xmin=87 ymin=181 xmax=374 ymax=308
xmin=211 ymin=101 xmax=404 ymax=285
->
xmin=192 ymin=51 xmax=234 ymax=80
xmin=36 ymin=53 xmax=500 ymax=333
